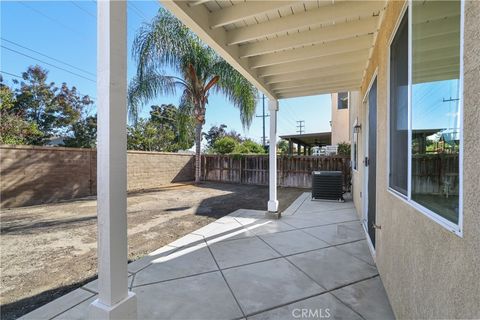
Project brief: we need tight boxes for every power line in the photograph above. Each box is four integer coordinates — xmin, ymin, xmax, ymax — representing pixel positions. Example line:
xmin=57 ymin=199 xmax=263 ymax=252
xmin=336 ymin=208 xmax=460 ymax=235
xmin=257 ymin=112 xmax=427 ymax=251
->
xmin=70 ymin=1 xmax=96 ymax=19
xmin=1 ymin=38 xmax=96 ymax=77
xmin=0 ymin=70 xmax=22 ymax=79
xmin=0 ymin=70 xmax=97 ymax=101
xmin=19 ymin=1 xmax=86 ymax=38
xmin=1 ymin=45 xmax=96 ymax=83
xmin=279 ymin=99 xmax=302 ymax=129
xmin=128 ymin=2 xmax=148 ymax=21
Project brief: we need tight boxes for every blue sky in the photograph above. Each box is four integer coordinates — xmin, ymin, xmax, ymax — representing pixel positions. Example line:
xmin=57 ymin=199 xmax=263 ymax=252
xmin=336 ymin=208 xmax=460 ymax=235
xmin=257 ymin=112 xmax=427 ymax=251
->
xmin=1 ymin=1 xmax=332 ymax=143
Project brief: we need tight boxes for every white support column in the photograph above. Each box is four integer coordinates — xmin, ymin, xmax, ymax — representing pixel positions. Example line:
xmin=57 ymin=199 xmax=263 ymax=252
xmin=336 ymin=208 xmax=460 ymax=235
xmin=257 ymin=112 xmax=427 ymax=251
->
xmin=267 ymin=99 xmax=279 ymax=214
xmin=90 ymin=1 xmax=137 ymax=319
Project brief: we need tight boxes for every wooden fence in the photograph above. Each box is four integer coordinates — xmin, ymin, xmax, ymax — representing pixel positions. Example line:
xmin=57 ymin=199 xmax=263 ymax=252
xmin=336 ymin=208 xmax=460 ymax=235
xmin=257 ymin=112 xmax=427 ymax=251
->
xmin=412 ymin=153 xmax=460 ymax=195
xmin=201 ymin=155 xmax=351 ymax=189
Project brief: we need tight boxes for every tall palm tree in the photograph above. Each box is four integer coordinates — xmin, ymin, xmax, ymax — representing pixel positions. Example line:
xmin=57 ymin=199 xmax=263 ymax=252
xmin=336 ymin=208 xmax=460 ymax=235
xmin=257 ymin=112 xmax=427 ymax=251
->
xmin=129 ymin=8 xmax=257 ymax=183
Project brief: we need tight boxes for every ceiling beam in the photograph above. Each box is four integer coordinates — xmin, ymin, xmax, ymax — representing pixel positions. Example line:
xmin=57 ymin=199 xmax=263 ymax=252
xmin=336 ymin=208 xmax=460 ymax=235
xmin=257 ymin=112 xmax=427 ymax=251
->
xmin=414 ymin=71 xmax=458 ymax=84
xmin=249 ymin=34 xmax=373 ymax=68
xmin=189 ymin=0 xmax=210 ymax=7
xmin=257 ymin=49 xmax=370 ymax=77
xmin=239 ymin=16 xmax=378 ymax=58
xmin=414 ymin=57 xmax=459 ymax=72
xmin=161 ymin=0 xmax=276 ymax=100
xmin=414 ymin=64 xmax=459 ymax=78
xmin=413 ymin=16 xmax=460 ymax=40
xmin=278 ymin=85 xmax=360 ymax=99
xmin=274 ymin=79 xmax=360 ymax=93
xmin=209 ymin=1 xmax=297 ymax=29
xmin=273 ymin=80 xmax=360 ymax=94
xmin=414 ymin=35 xmax=459 ymax=54
xmin=226 ymin=1 xmax=385 ymax=45
xmin=264 ymin=62 xmax=365 ymax=84
xmin=413 ymin=2 xmax=460 ymax=23
xmin=270 ymin=74 xmax=362 ymax=91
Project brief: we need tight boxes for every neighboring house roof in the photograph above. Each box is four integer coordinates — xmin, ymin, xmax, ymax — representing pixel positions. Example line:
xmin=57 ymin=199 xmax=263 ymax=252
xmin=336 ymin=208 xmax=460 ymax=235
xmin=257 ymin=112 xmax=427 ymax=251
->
xmin=280 ymin=132 xmax=331 ymax=147
xmin=426 ymin=129 xmax=460 ymax=144
xmin=45 ymin=136 xmax=66 ymax=146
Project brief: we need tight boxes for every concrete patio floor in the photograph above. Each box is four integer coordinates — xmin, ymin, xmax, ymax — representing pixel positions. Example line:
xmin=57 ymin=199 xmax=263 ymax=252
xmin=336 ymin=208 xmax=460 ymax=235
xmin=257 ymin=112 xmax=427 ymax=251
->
xmin=22 ymin=193 xmax=395 ymax=320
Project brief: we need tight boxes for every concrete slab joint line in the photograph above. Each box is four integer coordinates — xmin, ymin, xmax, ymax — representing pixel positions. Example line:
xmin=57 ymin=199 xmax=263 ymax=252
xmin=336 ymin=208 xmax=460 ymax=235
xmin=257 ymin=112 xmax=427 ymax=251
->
xmin=20 ymin=193 xmax=394 ymax=319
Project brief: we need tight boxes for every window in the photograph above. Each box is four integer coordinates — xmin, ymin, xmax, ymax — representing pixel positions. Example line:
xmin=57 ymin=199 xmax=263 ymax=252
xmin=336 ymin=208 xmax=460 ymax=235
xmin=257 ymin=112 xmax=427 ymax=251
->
xmin=387 ymin=1 xmax=463 ymax=234
xmin=389 ymin=10 xmax=409 ymax=196
xmin=411 ymin=0 xmax=462 ymax=224
xmin=338 ymin=92 xmax=349 ymax=109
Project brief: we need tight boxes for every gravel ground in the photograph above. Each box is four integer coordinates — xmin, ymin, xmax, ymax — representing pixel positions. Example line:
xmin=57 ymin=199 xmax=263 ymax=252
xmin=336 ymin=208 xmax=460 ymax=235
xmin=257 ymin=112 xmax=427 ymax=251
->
xmin=0 ymin=182 xmax=304 ymax=319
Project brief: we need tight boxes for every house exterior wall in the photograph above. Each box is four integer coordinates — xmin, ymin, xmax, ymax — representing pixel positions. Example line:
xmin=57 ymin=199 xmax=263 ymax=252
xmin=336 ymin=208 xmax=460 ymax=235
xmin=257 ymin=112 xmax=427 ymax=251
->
xmin=330 ymin=93 xmax=351 ymax=145
xmin=351 ymin=1 xmax=480 ymax=318
xmin=349 ymin=91 xmax=364 ymax=219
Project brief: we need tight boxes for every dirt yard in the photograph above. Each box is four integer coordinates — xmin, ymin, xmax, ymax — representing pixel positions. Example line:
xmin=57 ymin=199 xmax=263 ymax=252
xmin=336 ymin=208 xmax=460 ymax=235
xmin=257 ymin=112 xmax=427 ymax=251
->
xmin=0 ymin=182 xmax=304 ymax=319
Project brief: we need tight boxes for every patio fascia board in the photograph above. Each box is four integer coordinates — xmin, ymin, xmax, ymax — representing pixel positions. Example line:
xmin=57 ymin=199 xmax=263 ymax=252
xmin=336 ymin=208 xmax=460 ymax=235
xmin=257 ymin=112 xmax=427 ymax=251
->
xmin=277 ymin=85 xmax=360 ymax=100
xmin=160 ymin=0 xmax=276 ymax=100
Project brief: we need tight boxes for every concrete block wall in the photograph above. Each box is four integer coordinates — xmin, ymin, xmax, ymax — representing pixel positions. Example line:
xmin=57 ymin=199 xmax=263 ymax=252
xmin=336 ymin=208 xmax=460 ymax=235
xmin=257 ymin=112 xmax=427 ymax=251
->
xmin=0 ymin=145 xmax=194 ymax=208
xmin=127 ymin=150 xmax=195 ymax=191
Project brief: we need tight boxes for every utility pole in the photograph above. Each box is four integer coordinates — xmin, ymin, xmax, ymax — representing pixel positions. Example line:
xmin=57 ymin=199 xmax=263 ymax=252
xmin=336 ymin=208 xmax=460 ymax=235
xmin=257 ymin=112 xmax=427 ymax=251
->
xmin=296 ymin=120 xmax=305 ymax=134
xmin=256 ymin=94 xmax=269 ymax=147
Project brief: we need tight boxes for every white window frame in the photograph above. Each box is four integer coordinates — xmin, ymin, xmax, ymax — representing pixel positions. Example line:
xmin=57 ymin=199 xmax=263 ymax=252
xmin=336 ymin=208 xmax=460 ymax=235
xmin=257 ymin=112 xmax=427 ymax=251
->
xmin=386 ymin=0 xmax=464 ymax=237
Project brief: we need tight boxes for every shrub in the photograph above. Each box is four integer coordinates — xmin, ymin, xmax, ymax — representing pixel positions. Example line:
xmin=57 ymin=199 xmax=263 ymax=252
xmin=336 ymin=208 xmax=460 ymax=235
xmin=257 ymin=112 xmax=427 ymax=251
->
xmin=213 ymin=136 xmax=238 ymax=154
xmin=234 ymin=139 xmax=265 ymax=154
xmin=337 ymin=141 xmax=351 ymax=156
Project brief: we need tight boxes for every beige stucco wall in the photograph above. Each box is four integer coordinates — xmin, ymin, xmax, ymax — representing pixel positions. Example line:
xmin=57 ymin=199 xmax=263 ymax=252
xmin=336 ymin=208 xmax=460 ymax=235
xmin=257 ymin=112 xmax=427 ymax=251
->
xmin=351 ymin=1 xmax=480 ymax=318
xmin=349 ymin=90 xmax=364 ymax=220
xmin=330 ymin=93 xmax=351 ymax=145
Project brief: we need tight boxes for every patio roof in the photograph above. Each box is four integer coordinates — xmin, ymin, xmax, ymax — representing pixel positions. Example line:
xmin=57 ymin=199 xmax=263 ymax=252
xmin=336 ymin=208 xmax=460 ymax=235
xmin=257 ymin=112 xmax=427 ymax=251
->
xmin=160 ymin=0 xmax=387 ymax=100
xmin=280 ymin=132 xmax=332 ymax=147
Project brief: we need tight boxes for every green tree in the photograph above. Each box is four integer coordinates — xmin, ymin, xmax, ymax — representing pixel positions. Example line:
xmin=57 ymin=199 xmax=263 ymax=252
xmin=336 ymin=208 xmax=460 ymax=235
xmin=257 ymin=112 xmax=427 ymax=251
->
xmin=127 ymin=119 xmax=167 ymax=151
xmin=129 ymin=8 xmax=257 ymax=183
xmin=127 ymin=104 xmax=194 ymax=152
xmin=12 ymin=65 xmax=93 ymax=144
xmin=204 ymin=124 xmax=227 ymax=148
xmin=277 ymin=139 xmax=289 ymax=155
xmin=63 ymin=115 xmax=97 ymax=148
xmin=234 ymin=139 xmax=265 ymax=154
xmin=213 ymin=136 xmax=238 ymax=155
xmin=203 ymin=124 xmax=243 ymax=151
xmin=337 ymin=141 xmax=351 ymax=156
xmin=0 ymin=78 xmax=42 ymax=145
xmin=149 ymin=103 xmax=194 ymax=150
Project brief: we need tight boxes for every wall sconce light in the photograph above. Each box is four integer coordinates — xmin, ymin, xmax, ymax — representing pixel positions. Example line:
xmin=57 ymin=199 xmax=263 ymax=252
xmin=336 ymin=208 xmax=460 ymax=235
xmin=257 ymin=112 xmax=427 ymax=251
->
xmin=353 ymin=124 xmax=362 ymax=133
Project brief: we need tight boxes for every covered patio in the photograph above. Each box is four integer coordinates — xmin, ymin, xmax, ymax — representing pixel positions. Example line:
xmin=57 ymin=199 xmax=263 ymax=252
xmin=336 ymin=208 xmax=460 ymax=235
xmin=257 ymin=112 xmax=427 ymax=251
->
xmin=280 ymin=132 xmax=332 ymax=155
xmin=22 ymin=194 xmax=394 ymax=320
xmin=55 ymin=0 xmax=390 ymax=318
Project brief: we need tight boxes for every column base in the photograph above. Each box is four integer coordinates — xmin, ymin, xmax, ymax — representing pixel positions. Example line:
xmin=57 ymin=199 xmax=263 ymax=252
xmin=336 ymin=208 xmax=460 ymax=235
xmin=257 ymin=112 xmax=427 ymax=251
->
xmin=267 ymin=200 xmax=279 ymax=213
xmin=265 ymin=211 xmax=281 ymax=219
xmin=89 ymin=291 xmax=137 ymax=320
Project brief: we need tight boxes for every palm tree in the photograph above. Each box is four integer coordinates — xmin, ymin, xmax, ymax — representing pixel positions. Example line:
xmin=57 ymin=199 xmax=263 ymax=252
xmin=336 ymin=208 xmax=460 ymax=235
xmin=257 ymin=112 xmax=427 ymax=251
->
xmin=129 ymin=8 xmax=257 ymax=183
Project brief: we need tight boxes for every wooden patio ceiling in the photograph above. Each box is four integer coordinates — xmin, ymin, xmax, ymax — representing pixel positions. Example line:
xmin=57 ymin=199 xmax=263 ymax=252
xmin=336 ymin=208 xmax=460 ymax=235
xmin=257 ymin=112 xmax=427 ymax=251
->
xmin=160 ymin=0 xmax=386 ymax=100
